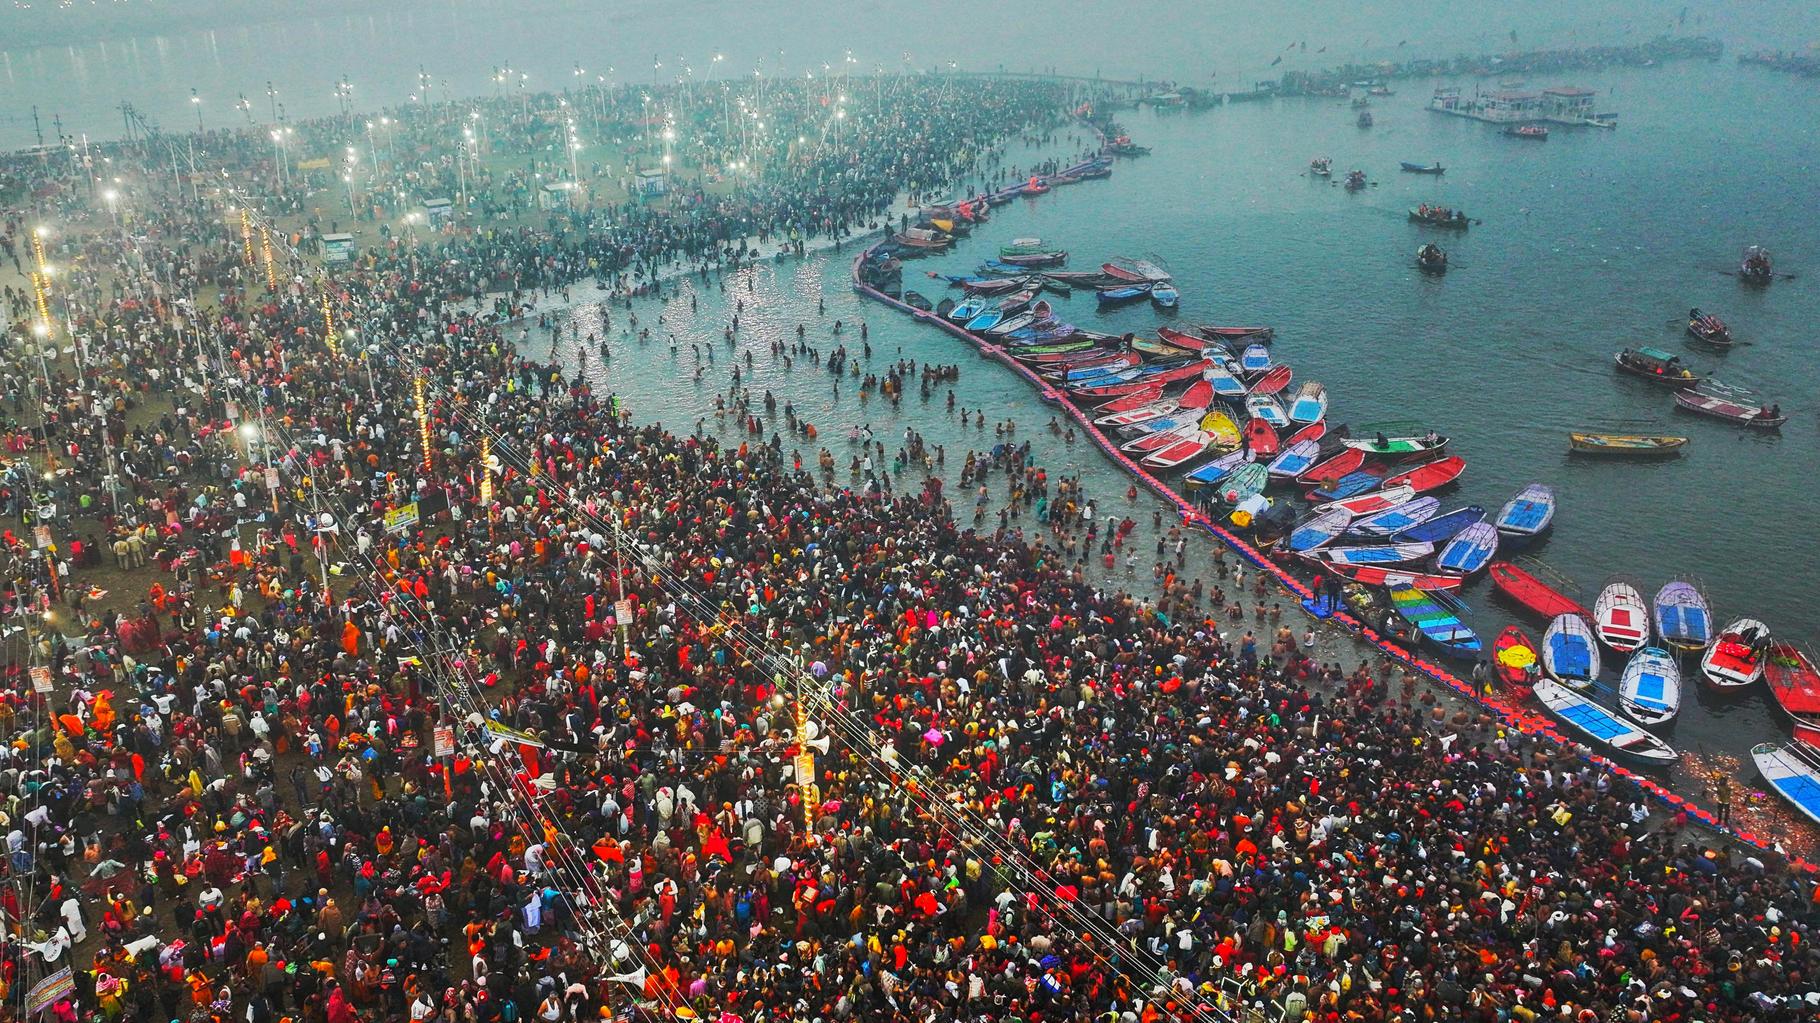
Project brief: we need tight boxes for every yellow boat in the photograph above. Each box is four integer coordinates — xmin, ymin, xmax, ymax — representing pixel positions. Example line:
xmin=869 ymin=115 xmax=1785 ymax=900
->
xmin=1202 ymin=410 xmax=1242 ymax=451
xmin=1567 ymin=432 xmax=1688 ymax=458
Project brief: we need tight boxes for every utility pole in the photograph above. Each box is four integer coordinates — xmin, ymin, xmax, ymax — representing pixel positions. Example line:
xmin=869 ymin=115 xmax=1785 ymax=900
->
xmin=31 ymin=105 xmax=43 ymax=146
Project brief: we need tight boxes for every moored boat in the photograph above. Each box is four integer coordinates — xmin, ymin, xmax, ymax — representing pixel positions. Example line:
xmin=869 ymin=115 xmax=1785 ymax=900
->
xmin=1239 ymin=344 xmax=1272 ymax=377
xmin=1651 ymin=580 xmax=1712 ymax=652
xmin=1150 ymin=284 xmax=1179 ymax=308
xmin=1766 ymin=643 xmax=1820 ymax=728
xmin=1503 ymin=123 xmax=1549 ymax=140
xmin=1493 ymin=626 xmax=1540 ymax=694
xmin=1381 ymin=455 xmax=1466 ymax=495
xmin=1288 ymin=382 xmax=1328 ymax=424
xmin=1392 ymin=504 xmax=1485 ymax=545
xmin=1266 ymin=439 xmax=1323 ymax=481
xmin=1494 ymin=483 xmax=1555 ymax=544
xmin=1701 ymin=618 xmax=1770 ymax=690
xmin=1533 ymin=680 xmax=1678 ymax=765
xmin=1542 ymin=614 xmax=1601 ymax=689
xmin=1319 ymin=484 xmax=1416 ymax=518
xmin=1488 ymin=560 xmax=1589 ymax=621
xmin=1592 ymin=581 xmax=1650 ymax=653
xmin=1216 ymin=462 xmax=1271 ymax=504
xmin=1400 ymin=162 xmax=1446 ymax=175
xmin=1286 ymin=506 xmax=1354 ymax=553
xmin=1618 ymin=646 xmax=1681 ymax=725
xmin=1753 ymin=742 xmax=1820 ymax=828
xmin=1197 ymin=325 xmax=1276 ymax=343
xmin=1345 ymin=421 xmax=1448 ymax=458
xmin=1249 ymin=365 xmax=1293 ymax=397
xmin=1182 ymin=450 xmax=1251 ymax=491
xmin=1350 ymin=496 xmax=1440 ymax=538
xmin=1435 ymin=522 xmax=1498 ymax=576
xmin=1388 ymin=587 xmax=1482 ymax=660
xmin=1308 ymin=540 xmax=1435 ymax=566
xmin=1242 ymin=416 xmax=1279 ymax=459
xmin=1244 ymin=393 xmax=1288 ymax=429
xmin=1304 ymin=561 xmax=1465 ymax=591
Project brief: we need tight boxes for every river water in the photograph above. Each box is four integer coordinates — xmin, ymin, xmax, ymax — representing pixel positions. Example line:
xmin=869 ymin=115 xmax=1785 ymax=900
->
xmin=517 ymin=57 xmax=1820 ymax=813
xmin=4 ymin=0 xmax=1814 ymax=150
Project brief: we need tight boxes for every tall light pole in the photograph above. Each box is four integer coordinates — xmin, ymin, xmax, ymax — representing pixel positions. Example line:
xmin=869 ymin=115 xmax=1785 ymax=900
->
xmin=190 ymin=88 xmax=202 ymax=131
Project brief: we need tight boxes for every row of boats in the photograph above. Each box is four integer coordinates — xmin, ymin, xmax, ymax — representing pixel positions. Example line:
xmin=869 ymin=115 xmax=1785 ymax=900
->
xmin=871 ymin=170 xmax=1820 ymax=830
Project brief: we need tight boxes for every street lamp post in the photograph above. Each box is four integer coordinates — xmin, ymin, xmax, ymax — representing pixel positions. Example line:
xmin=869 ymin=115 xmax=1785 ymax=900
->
xmin=190 ymin=88 xmax=202 ymax=131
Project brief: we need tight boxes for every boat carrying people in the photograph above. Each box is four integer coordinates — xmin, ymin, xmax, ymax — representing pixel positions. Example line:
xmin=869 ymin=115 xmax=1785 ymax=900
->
xmin=1410 ymin=203 xmax=1470 ymax=228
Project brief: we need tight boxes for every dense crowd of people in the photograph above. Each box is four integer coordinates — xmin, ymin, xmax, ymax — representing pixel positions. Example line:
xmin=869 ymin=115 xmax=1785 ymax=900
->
xmin=0 ymin=68 xmax=1817 ymax=1023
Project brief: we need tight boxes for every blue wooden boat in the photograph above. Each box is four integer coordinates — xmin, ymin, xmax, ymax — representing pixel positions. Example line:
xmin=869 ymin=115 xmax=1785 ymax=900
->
xmin=1244 ymin=393 xmax=1289 ymax=428
xmin=1205 ymin=357 xmax=1248 ymax=399
xmin=1435 ymin=521 xmax=1498 ymax=575
xmin=1618 ymin=646 xmax=1681 ymax=725
xmin=1393 ymin=505 xmax=1485 ymax=544
xmin=1534 ymin=680 xmax=1678 ymax=765
xmin=948 ymin=298 xmax=989 ymax=323
xmin=1310 ymin=468 xmax=1389 ymax=502
xmin=1388 ymin=586 xmax=1482 ymax=659
xmin=1651 ymin=579 xmax=1712 ymax=651
xmin=1183 ymin=450 xmax=1250 ymax=490
xmin=1288 ymin=382 xmax=1327 ymax=424
xmin=1495 ymin=483 xmax=1556 ymax=543
xmin=1150 ymin=284 xmax=1180 ymax=308
xmin=1097 ymin=284 xmax=1153 ymax=305
xmin=1311 ymin=541 xmax=1435 ymax=566
xmin=1399 ymin=161 xmax=1446 ymax=174
xmin=1351 ymin=496 xmax=1440 ymax=537
xmin=1542 ymin=613 xmax=1601 ymax=688
xmin=1240 ymin=343 xmax=1272 ymax=376
xmin=977 ymin=260 xmax=1036 ymax=276
xmin=1286 ymin=506 xmax=1354 ymax=553
xmin=1266 ymin=439 xmax=1322 ymax=480
xmin=966 ymin=309 xmax=1004 ymax=331
xmin=1753 ymin=742 xmax=1820 ymax=828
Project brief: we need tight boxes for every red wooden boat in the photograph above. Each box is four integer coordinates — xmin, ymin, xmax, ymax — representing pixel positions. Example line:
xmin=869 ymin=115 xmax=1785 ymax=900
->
xmin=1767 ymin=643 xmax=1820 ymax=729
xmin=1157 ymin=326 xmax=1215 ymax=353
xmin=1382 ymin=455 xmax=1466 ymax=495
xmin=1284 ymin=420 xmax=1328 ymax=446
xmin=1308 ymin=561 xmax=1464 ymax=591
xmin=1101 ymin=262 xmax=1150 ymax=283
xmin=1249 ymin=365 xmax=1294 ymax=397
xmin=1093 ymin=383 xmax=1164 ymax=413
xmin=1198 ymin=325 xmax=1276 ymax=343
xmin=1492 ymin=626 xmax=1539 ymax=695
xmin=1487 ymin=561 xmax=1589 ymax=621
xmin=1306 ymin=459 xmax=1391 ymax=502
xmin=1070 ymin=376 xmax=1164 ymax=399
xmin=1301 ymin=448 xmax=1366 ymax=492
xmin=1243 ymin=417 xmax=1279 ymax=459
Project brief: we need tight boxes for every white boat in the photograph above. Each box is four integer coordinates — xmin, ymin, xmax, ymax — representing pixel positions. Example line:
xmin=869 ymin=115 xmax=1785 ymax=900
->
xmin=1592 ymin=581 xmax=1650 ymax=653
xmin=1752 ymin=741 xmax=1820 ymax=827
xmin=1288 ymin=382 xmax=1328 ymax=424
xmin=1542 ymin=613 xmax=1601 ymax=688
xmin=1700 ymin=618 xmax=1770 ymax=690
xmin=1266 ymin=439 xmax=1322 ymax=480
xmin=1285 ymin=506 xmax=1354 ymax=553
xmin=1119 ymin=420 xmax=1200 ymax=454
xmin=1349 ymin=496 xmax=1440 ymax=538
xmin=1244 ymin=393 xmax=1289 ymax=427
xmin=1534 ymin=680 xmax=1678 ymax=765
xmin=1617 ymin=646 xmax=1681 ymax=725
xmin=1307 ymin=540 xmax=1435 ymax=566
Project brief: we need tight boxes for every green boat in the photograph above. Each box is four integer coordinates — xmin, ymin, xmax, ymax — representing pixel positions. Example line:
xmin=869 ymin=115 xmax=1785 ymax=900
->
xmin=1216 ymin=462 xmax=1270 ymax=503
xmin=1343 ymin=420 xmax=1450 ymax=457
xmin=1131 ymin=336 xmax=1183 ymax=358
xmin=1011 ymin=340 xmax=1096 ymax=357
